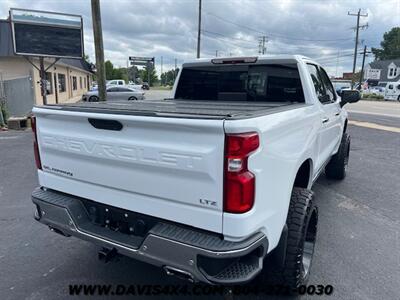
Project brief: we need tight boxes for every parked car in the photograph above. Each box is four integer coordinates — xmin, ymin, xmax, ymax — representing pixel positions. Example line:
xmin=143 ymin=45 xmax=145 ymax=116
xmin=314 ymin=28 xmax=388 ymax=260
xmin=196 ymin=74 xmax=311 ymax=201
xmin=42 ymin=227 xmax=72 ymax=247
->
xmin=332 ymin=80 xmax=352 ymax=95
xmin=369 ymin=86 xmax=386 ymax=96
xmin=82 ymin=86 xmax=145 ymax=102
xmin=142 ymin=82 xmax=150 ymax=90
xmin=384 ymin=82 xmax=400 ymax=101
xmin=31 ymin=55 xmax=359 ymax=288
xmin=107 ymin=79 xmax=126 ymax=86
xmin=127 ymin=84 xmax=143 ymax=90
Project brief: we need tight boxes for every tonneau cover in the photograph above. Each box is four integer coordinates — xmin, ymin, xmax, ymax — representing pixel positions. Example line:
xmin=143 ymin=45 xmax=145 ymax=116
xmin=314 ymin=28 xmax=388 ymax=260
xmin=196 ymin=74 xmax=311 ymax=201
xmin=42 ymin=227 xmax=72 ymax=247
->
xmin=37 ymin=99 xmax=305 ymax=120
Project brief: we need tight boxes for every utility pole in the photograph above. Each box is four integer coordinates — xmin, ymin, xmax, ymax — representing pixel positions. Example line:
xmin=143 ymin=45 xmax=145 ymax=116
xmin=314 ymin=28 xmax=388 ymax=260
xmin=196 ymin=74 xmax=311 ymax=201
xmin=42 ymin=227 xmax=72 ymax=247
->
xmin=348 ymin=9 xmax=368 ymax=86
xmin=160 ymin=56 xmax=163 ymax=86
xmin=258 ymin=36 xmax=267 ymax=55
xmin=174 ymin=58 xmax=177 ymax=81
xmin=359 ymin=45 xmax=371 ymax=89
xmin=91 ymin=0 xmax=106 ymax=101
xmin=147 ymin=62 xmax=151 ymax=86
xmin=126 ymin=59 xmax=129 ymax=82
xmin=335 ymin=49 xmax=340 ymax=78
xmin=196 ymin=0 xmax=202 ymax=58
xmin=215 ymin=50 xmax=218 ymax=57
xmin=39 ymin=57 xmax=47 ymax=105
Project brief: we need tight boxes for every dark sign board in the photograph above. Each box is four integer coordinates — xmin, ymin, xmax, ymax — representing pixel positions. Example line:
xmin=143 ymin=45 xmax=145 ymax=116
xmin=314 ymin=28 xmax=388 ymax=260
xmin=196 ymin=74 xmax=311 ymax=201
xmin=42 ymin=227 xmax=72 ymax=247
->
xmin=129 ymin=56 xmax=154 ymax=62
xmin=130 ymin=61 xmax=149 ymax=66
xmin=10 ymin=8 xmax=83 ymax=59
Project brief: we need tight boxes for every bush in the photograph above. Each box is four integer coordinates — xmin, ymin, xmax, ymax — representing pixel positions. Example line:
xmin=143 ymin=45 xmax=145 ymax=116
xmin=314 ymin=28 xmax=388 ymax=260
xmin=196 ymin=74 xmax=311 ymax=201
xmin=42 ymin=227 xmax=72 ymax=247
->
xmin=361 ymin=93 xmax=384 ymax=100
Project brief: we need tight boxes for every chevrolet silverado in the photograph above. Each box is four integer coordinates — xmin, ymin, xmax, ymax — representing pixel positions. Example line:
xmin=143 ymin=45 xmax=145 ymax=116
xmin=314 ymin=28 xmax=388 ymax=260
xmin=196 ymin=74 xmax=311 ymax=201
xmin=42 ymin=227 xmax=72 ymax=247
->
xmin=31 ymin=55 xmax=360 ymax=288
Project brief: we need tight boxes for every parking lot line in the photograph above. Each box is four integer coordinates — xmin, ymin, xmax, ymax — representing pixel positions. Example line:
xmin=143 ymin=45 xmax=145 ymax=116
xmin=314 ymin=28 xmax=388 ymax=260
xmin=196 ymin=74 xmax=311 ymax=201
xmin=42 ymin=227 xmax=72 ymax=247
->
xmin=348 ymin=120 xmax=400 ymax=133
xmin=347 ymin=109 xmax=400 ymax=119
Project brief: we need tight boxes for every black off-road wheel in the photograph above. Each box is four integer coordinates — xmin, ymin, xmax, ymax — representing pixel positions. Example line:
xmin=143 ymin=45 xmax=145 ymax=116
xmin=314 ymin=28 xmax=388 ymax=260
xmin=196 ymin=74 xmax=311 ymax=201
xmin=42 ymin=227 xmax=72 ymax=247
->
xmin=256 ymin=188 xmax=318 ymax=290
xmin=325 ymin=132 xmax=350 ymax=180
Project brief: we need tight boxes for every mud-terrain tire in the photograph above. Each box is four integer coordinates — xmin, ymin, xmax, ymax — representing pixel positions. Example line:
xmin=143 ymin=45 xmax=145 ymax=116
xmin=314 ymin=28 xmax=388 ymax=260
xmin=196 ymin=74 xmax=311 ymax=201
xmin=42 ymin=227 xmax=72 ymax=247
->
xmin=325 ymin=133 xmax=350 ymax=180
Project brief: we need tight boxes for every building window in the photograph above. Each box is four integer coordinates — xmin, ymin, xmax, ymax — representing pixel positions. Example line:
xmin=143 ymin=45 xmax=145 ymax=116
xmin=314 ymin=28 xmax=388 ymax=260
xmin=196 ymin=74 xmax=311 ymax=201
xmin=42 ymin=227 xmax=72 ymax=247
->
xmin=45 ymin=72 xmax=53 ymax=95
xmin=80 ymin=76 xmax=83 ymax=89
xmin=84 ymin=77 xmax=86 ymax=89
xmin=388 ymin=63 xmax=398 ymax=79
xmin=72 ymin=76 xmax=77 ymax=90
xmin=58 ymin=74 xmax=66 ymax=92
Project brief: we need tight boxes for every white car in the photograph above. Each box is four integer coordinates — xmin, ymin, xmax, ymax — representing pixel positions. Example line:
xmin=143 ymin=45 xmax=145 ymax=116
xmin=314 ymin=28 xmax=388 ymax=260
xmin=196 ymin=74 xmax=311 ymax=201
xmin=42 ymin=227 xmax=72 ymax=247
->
xmin=31 ymin=55 xmax=359 ymax=288
xmin=384 ymin=82 xmax=400 ymax=101
xmin=82 ymin=86 xmax=145 ymax=101
xmin=126 ymin=84 xmax=143 ymax=90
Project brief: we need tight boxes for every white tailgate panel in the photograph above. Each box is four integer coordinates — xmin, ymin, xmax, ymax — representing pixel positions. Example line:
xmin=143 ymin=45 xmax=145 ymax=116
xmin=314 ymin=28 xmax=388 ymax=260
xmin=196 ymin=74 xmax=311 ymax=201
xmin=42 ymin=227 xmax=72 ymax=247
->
xmin=34 ymin=108 xmax=225 ymax=233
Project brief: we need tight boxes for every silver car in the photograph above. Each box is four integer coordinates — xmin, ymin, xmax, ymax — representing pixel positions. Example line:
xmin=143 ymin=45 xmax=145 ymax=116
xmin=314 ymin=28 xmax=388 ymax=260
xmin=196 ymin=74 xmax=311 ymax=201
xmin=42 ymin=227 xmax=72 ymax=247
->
xmin=82 ymin=86 xmax=145 ymax=102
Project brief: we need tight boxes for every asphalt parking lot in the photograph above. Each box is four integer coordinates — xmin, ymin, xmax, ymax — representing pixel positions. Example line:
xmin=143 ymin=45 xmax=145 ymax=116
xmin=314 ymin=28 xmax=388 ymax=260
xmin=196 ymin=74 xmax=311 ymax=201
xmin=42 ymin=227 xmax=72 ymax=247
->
xmin=0 ymin=100 xmax=399 ymax=300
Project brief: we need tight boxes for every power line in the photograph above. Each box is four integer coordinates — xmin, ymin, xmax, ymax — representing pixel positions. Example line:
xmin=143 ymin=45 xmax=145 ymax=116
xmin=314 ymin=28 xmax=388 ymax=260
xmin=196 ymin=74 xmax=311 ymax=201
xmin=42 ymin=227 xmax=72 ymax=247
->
xmin=203 ymin=28 xmax=354 ymax=53
xmin=205 ymin=11 xmax=354 ymax=42
xmin=201 ymin=31 xmax=257 ymax=50
xmin=201 ymin=29 xmax=257 ymax=44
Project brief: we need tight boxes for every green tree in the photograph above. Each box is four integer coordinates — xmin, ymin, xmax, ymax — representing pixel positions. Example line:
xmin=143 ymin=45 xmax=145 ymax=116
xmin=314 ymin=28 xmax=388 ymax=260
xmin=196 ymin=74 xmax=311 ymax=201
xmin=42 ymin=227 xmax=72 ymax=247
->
xmin=105 ymin=60 xmax=114 ymax=80
xmin=139 ymin=65 xmax=158 ymax=86
xmin=160 ymin=68 xmax=179 ymax=86
xmin=83 ymin=54 xmax=91 ymax=64
xmin=104 ymin=61 xmax=129 ymax=82
xmin=372 ymin=27 xmax=400 ymax=60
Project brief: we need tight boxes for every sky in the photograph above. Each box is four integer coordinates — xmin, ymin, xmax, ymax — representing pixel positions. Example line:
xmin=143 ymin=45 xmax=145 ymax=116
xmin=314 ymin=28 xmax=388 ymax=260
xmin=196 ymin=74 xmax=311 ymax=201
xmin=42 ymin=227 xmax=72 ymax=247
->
xmin=1 ymin=0 xmax=399 ymax=77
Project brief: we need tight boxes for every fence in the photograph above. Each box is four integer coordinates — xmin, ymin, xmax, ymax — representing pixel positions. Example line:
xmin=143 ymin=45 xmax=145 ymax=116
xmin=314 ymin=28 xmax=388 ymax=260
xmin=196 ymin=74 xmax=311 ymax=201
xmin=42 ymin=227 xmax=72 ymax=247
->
xmin=3 ymin=76 xmax=35 ymax=117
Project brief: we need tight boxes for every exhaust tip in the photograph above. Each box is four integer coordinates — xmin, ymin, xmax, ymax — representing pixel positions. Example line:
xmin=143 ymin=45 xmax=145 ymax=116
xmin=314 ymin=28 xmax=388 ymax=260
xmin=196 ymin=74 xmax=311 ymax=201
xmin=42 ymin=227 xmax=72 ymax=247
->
xmin=34 ymin=205 xmax=41 ymax=220
xmin=163 ymin=266 xmax=194 ymax=283
xmin=98 ymin=248 xmax=118 ymax=263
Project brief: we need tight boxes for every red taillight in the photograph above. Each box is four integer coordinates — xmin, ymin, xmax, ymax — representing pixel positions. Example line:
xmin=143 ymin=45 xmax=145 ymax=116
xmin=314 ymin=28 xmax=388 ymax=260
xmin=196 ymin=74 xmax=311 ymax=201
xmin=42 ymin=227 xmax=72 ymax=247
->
xmin=31 ymin=116 xmax=42 ymax=170
xmin=224 ymin=132 xmax=259 ymax=213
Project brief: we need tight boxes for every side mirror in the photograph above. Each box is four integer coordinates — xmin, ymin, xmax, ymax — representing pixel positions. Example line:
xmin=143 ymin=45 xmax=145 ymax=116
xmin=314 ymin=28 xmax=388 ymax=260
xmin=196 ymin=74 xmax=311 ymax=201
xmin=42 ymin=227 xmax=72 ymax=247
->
xmin=340 ymin=90 xmax=361 ymax=107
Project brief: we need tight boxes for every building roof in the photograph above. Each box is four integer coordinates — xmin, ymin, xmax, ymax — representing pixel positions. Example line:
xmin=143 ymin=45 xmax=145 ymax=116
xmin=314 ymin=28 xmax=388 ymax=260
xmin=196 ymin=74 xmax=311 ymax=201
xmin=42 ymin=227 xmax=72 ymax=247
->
xmin=368 ymin=58 xmax=400 ymax=82
xmin=0 ymin=19 xmax=93 ymax=73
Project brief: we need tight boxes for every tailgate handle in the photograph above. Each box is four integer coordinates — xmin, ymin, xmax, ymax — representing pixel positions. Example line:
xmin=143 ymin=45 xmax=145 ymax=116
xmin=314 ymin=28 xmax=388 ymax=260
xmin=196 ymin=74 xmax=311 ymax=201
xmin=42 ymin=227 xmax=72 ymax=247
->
xmin=88 ymin=118 xmax=123 ymax=131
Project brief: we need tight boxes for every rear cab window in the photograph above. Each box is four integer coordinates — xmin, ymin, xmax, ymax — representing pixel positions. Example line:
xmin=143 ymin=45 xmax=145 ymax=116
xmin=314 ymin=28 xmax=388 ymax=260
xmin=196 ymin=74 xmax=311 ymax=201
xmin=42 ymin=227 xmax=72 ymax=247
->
xmin=175 ymin=64 xmax=305 ymax=103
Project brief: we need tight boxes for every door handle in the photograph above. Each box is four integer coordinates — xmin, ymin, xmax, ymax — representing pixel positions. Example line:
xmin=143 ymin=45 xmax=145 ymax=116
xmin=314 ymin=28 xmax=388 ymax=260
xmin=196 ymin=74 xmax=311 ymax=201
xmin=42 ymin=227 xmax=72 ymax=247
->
xmin=322 ymin=117 xmax=329 ymax=123
xmin=88 ymin=118 xmax=123 ymax=131
xmin=335 ymin=111 xmax=340 ymax=116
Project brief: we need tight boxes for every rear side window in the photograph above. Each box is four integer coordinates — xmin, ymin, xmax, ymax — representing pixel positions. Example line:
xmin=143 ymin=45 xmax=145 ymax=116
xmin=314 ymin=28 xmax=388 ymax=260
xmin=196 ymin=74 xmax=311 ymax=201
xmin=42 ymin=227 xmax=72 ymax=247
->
xmin=307 ymin=64 xmax=335 ymax=104
xmin=319 ymin=67 xmax=336 ymax=102
xmin=175 ymin=64 xmax=304 ymax=103
xmin=307 ymin=64 xmax=325 ymax=100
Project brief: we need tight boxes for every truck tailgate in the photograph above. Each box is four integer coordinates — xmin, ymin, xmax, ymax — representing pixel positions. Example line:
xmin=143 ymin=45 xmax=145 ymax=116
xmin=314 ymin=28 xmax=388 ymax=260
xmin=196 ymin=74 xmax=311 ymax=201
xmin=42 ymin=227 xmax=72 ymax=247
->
xmin=33 ymin=107 xmax=225 ymax=233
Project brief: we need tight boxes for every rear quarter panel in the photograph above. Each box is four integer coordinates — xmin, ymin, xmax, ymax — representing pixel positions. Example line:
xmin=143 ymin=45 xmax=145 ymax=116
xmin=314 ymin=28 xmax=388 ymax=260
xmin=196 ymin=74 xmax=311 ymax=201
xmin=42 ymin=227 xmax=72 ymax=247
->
xmin=223 ymin=105 xmax=320 ymax=250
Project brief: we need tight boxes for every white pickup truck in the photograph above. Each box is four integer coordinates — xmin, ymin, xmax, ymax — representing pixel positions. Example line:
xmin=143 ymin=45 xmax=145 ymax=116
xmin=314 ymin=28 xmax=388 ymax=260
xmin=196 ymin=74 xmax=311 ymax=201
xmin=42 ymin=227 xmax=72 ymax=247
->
xmin=31 ymin=55 xmax=360 ymax=288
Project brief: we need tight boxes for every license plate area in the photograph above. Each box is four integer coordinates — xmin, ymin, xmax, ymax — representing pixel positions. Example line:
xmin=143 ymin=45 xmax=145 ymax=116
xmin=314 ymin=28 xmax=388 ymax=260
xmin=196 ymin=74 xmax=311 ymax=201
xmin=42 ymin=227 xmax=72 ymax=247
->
xmin=80 ymin=198 xmax=159 ymax=237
